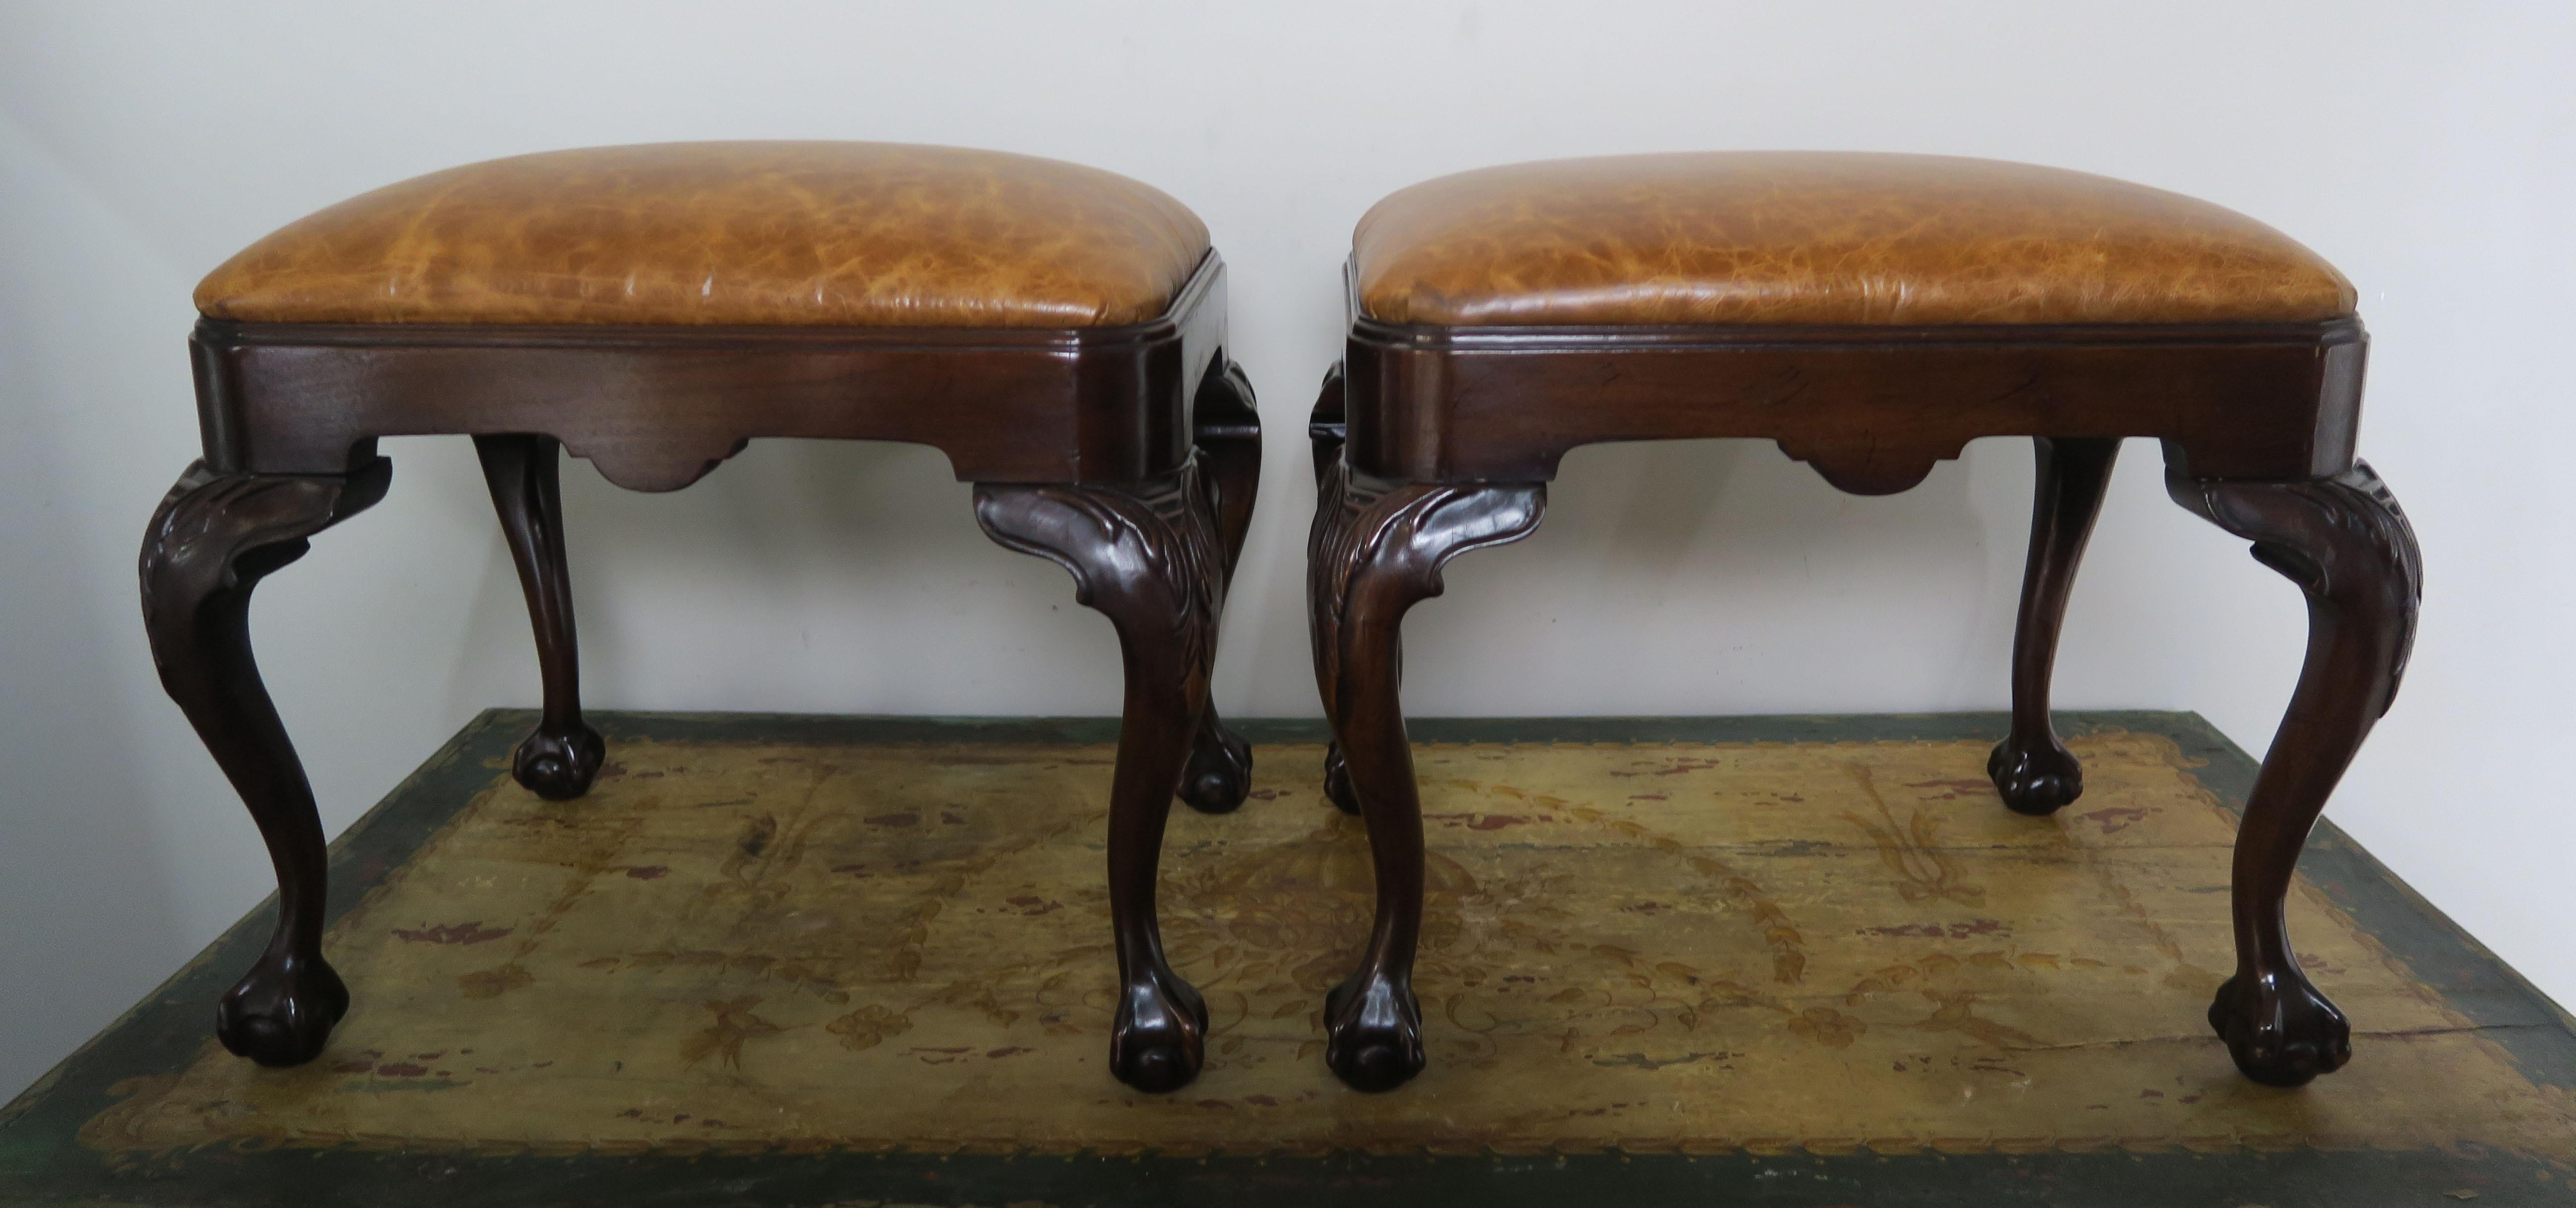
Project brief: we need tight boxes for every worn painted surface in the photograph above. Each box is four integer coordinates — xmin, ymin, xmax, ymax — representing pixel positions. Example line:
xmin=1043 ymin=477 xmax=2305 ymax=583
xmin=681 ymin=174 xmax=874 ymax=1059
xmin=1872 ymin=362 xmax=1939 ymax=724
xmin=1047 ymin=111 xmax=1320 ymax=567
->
xmin=6 ymin=712 xmax=2572 ymax=1206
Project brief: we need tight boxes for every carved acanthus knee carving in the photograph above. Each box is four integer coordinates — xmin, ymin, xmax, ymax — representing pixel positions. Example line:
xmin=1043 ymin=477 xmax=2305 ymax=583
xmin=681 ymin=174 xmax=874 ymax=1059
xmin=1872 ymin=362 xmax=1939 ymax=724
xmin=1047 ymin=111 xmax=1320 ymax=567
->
xmin=2168 ymin=460 xmax=2419 ymax=1087
xmin=1308 ymin=458 xmax=1545 ymax=1091
xmin=140 ymin=458 xmax=391 ymax=1067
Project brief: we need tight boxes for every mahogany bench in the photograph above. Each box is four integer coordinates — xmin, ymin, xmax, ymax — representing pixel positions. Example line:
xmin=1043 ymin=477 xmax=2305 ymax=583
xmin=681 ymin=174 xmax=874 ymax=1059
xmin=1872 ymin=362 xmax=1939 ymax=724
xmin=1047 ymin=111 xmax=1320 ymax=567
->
xmin=1303 ymin=151 xmax=2418 ymax=1093
xmin=142 ymin=141 xmax=1261 ymax=1092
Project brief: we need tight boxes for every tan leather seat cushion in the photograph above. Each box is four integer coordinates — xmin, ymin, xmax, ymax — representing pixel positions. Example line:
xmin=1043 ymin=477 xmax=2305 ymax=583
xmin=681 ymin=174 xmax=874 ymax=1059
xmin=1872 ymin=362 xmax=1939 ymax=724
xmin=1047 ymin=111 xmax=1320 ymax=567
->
xmin=195 ymin=142 xmax=1211 ymax=327
xmin=1354 ymin=152 xmax=2354 ymax=327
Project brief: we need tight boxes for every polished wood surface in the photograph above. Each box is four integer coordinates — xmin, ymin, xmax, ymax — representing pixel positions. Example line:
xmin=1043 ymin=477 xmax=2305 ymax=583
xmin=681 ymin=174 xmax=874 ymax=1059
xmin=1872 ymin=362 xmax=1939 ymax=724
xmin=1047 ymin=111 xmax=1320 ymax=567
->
xmin=139 ymin=458 xmax=390 ymax=1065
xmin=1309 ymin=266 xmax=2417 ymax=1094
xmin=2168 ymin=462 xmax=2420 ymax=1086
xmin=1305 ymin=365 xmax=1360 ymax=817
xmin=1178 ymin=363 xmax=1261 ymax=813
xmin=1306 ymin=452 xmax=1544 ymax=1090
xmin=472 ymin=434 xmax=603 ymax=800
xmin=975 ymin=456 xmax=1230 ymax=1092
xmin=191 ymin=255 xmax=1230 ymax=491
xmin=1990 ymin=436 xmax=2121 ymax=815
xmin=1343 ymin=304 xmax=2363 ymax=492
xmin=146 ymin=248 xmax=1259 ymax=1093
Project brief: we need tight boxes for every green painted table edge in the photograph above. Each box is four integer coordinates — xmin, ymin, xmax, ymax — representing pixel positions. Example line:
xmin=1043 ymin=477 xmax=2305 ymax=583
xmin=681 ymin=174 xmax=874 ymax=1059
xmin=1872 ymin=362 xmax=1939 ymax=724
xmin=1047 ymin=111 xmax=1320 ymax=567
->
xmin=2 ymin=709 xmax=2569 ymax=1208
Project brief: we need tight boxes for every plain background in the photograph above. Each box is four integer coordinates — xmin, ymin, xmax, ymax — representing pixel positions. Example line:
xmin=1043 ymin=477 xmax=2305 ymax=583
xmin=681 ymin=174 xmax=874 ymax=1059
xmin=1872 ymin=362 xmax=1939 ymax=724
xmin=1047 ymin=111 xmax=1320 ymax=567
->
xmin=3 ymin=1 xmax=2571 ymax=1098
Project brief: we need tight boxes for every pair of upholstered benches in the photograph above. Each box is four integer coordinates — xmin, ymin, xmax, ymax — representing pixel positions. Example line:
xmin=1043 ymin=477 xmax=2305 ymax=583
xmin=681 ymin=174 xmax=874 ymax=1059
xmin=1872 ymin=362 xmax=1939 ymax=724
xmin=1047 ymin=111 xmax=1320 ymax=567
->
xmin=147 ymin=142 xmax=2413 ymax=1097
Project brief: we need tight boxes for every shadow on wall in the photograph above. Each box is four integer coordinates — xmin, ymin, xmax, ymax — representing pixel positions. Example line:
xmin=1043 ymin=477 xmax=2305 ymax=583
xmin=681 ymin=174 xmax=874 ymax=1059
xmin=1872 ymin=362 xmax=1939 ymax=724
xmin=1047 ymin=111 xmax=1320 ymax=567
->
xmin=440 ymin=436 xmax=1129 ymax=723
xmin=413 ymin=420 xmax=2110 ymax=734
xmin=1404 ymin=434 xmax=2015 ymax=717
xmin=0 ymin=336 xmax=186 ymax=1098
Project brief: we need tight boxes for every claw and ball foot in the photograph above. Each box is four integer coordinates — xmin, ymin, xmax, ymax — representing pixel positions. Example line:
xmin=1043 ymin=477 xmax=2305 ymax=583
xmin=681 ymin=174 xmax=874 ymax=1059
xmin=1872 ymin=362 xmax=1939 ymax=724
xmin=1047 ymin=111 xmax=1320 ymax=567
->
xmin=1990 ymin=436 xmax=2118 ymax=815
xmin=1988 ymin=733 xmax=2085 ymax=816
xmin=1178 ymin=709 xmax=1253 ymax=814
xmin=1112 ymin=963 xmax=1212 ymax=1092
xmin=511 ymin=721 xmax=606 ymax=801
xmin=2208 ymin=969 xmax=2351 ymax=1087
xmin=142 ymin=459 xmax=390 ymax=1067
xmin=1324 ymin=967 xmax=1425 ymax=1092
xmin=217 ymin=946 xmax=351 ymax=1066
xmin=1308 ymin=458 xmax=1545 ymax=1092
xmin=2170 ymin=460 xmax=2418 ymax=1087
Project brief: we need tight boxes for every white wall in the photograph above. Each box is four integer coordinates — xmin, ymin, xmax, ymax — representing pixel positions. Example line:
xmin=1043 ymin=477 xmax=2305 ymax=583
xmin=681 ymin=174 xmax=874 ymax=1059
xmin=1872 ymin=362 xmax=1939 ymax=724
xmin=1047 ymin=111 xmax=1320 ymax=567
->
xmin=3 ymin=1 xmax=2570 ymax=1097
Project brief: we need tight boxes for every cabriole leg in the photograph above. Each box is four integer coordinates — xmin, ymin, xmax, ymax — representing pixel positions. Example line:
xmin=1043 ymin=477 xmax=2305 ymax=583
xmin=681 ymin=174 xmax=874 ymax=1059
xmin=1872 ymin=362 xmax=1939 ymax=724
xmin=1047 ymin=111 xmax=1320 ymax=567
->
xmin=1309 ymin=457 xmax=1544 ymax=1091
xmin=2167 ymin=460 xmax=2420 ymax=1087
xmin=473 ymin=434 xmax=603 ymax=800
xmin=1305 ymin=364 xmax=1362 ymax=816
xmin=1990 ymin=436 xmax=2120 ymax=814
xmin=140 ymin=458 xmax=391 ymax=1066
xmin=1178 ymin=362 xmax=1262 ymax=814
xmin=977 ymin=460 xmax=1225 ymax=1092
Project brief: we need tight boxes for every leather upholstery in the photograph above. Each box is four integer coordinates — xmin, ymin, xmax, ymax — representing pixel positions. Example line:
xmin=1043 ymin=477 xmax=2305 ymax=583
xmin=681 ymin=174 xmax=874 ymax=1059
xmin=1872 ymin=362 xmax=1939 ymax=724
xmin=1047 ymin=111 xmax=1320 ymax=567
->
xmin=196 ymin=142 xmax=1211 ymax=328
xmin=1354 ymin=152 xmax=2355 ymax=327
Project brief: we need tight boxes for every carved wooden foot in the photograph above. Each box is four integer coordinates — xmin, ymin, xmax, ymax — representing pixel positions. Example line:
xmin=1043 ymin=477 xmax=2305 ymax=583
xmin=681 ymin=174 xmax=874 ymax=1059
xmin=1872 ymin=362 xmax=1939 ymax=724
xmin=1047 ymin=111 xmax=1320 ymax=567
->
xmin=1180 ymin=707 xmax=1253 ymax=815
xmin=1990 ymin=436 xmax=2120 ymax=815
xmin=511 ymin=723 xmax=606 ymax=802
xmin=1175 ymin=362 xmax=1263 ymax=815
xmin=1309 ymin=457 xmax=1545 ymax=1091
xmin=1987 ymin=737 xmax=2085 ymax=816
xmin=2206 ymin=966 xmax=2351 ymax=1088
xmin=474 ymin=434 xmax=604 ymax=800
xmin=1324 ymin=964 xmax=1423 ymax=1093
xmin=977 ymin=459 xmax=1227 ymax=1092
xmin=2169 ymin=461 xmax=2419 ymax=1087
xmin=218 ymin=946 xmax=351 ymax=1069
xmin=141 ymin=459 xmax=390 ymax=1065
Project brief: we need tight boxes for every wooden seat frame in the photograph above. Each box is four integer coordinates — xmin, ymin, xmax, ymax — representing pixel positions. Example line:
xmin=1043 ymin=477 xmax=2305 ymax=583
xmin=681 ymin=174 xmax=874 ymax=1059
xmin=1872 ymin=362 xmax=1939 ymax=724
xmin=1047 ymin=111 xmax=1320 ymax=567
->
xmin=140 ymin=252 xmax=1263 ymax=1094
xmin=1305 ymin=265 xmax=2419 ymax=1092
